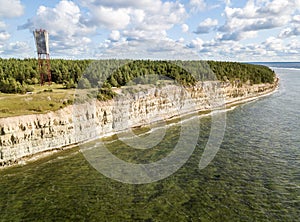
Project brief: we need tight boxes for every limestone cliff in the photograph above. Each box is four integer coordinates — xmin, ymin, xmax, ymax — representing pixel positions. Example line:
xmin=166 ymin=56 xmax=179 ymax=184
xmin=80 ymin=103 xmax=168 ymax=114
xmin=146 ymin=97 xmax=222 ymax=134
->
xmin=0 ymin=80 xmax=278 ymax=166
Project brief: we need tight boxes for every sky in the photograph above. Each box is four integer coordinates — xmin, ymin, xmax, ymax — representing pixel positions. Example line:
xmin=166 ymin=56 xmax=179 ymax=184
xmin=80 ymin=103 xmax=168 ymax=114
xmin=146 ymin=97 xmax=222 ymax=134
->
xmin=0 ymin=0 xmax=299 ymax=61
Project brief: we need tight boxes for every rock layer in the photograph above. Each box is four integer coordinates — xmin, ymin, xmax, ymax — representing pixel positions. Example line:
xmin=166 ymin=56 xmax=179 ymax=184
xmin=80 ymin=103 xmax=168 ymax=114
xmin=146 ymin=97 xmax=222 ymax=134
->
xmin=0 ymin=80 xmax=278 ymax=166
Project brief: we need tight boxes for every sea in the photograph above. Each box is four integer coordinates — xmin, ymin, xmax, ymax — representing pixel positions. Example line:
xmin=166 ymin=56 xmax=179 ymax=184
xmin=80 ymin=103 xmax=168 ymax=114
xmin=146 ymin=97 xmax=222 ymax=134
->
xmin=0 ymin=62 xmax=299 ymax=221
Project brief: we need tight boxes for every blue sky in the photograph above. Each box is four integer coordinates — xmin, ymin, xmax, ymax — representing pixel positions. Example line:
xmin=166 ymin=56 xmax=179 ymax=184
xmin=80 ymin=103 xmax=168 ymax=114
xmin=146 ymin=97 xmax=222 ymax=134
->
xmin=0 ymin=0 xmax=299 ymax=61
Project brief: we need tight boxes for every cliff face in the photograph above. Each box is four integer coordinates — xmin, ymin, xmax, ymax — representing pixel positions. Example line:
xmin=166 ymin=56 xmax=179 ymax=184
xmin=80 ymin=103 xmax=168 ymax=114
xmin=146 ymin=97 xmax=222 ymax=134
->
xmin=0 ymin=81 xmax=277 ymax=166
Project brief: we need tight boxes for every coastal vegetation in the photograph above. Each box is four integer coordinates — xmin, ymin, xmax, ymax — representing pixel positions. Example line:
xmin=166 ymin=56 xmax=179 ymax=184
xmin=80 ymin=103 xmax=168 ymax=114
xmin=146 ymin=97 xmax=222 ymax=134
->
xmin=0 ymin=58 xmax=276 ymax=116
xmin=0 ymin=83 xmax=74 ymax=118
xmin=0 ymin=58 xmax=275 ymax=92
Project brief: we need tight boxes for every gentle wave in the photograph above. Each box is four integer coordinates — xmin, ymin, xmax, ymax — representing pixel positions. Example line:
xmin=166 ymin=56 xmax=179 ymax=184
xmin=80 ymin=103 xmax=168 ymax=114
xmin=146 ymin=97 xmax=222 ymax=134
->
xmin=101 ymin=106 xmax=239 ymax=145
xmin=270 ymin=67 xmax=300 ymax=71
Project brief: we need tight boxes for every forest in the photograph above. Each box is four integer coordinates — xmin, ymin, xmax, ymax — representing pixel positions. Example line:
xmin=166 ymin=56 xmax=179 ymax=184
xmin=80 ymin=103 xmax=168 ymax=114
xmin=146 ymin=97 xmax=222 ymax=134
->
xmin=0 ymin=58 xmax=276 ymax=97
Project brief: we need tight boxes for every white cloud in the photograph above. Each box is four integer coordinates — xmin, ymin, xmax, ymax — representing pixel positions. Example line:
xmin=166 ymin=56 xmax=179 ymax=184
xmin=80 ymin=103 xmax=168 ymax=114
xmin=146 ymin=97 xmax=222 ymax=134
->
xmin=0 ymin=31 xmax=10 ymax=41
xmin=5 ymin=0 xmax=298 ymax=61
xmin=0 ymin=41 xmax=31 ymax=57
xmin=132 ymin=1 xmax=186 ymax=32
xmin=178 ymin=37 xmax=185 ymax=43
xmin=50 ymin=37 xmax=92 ymax=57
xmin=102 ymin=1 xmax=187 ymax=43
xmin=0 ymin=0 xmax=24 ymax=43
xmin=287 ymin=38 xmax=300 ymax=52
xmin=224 ymin=0 xmax=231 ymax=6
xmin=292 ymin=15 xmax=300 ymax=22
xmin=278 ymin=12 xmax=300 ymax=38
xmin=218 ymin=0 xmax=300 ymax=42
xmin=22 ymin=1 xmax=93 ymax=35
xmin=97 ymin=37 xmax=198 ymax=60
xmin=80 ymin=0 xmax=187 ymax=57
xmin=258 ymin=0 xmax=290 ymax=15
xmin=264 ymin=36 xmax=284 ymax=51
xmin=279 ymin=27 xmax=300 ymax=38
xmin=19 ymin=0 xmax=95 ymax=55
xmin=7 ymin=0 xmax=189 ymax=59
xmin=187 ymin=37 xmax=204 ymax=50
xmin=77 ymin=0 xmax=189 ymax=59
xmin=223 ymin=1 xmax=256 ymax=19
xmin=217 ymin=32 xmax=241 ymax=41
xmin=131 ymin=9 xmax=145 ymax=24
xmin=0 ymin=21 xmax=5 ymax=29
xmin=109 ymin=30 xmax=121 ymax=41
xmin=0 ymin=0 xmax=24 ymax=18
xmin=80 ymin=0 xmax=162 ymax=12
xmin=89 ymin=6 xmax=131 ymax=29
xmin=182 ymin=24 xmax=189 ymax=33
xmin=195 ymin=18 xmax=218 ymax=34
xmin=189 ymin=0 xmax=206 ymax=12
xmin=189 ymin=35 xmax=300 ymax=61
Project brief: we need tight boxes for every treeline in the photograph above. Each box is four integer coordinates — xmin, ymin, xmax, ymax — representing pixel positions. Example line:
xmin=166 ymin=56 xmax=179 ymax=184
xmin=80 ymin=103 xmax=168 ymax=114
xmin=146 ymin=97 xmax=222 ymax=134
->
xmin=0 ymin=58 xmax=91 ymax=93
xmin=207 ymin=61 xmax=275 ymax=84
xmin=0 ymin=58 xmax=275 ymax=95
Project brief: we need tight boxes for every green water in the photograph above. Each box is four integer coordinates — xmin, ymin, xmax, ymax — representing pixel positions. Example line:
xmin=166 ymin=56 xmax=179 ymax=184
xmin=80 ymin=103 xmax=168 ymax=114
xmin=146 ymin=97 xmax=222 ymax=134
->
xmin=0 ymin=68 xmax=299 ymax=221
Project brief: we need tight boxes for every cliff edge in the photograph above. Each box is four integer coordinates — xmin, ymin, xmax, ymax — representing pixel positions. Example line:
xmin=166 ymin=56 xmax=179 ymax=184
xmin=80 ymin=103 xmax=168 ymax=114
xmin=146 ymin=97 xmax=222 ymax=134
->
xmin=0 ymin=79 xmax=278 ymax=167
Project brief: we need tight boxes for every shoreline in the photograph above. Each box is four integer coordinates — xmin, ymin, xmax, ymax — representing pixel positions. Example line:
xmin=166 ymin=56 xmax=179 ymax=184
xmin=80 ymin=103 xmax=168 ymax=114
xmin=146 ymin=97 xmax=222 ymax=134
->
xmin=0 ymin=79 xmax=279 ymax=170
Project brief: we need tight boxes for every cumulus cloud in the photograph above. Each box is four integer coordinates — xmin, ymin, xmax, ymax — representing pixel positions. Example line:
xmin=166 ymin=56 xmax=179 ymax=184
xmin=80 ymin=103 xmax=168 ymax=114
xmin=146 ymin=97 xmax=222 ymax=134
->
xmin=217 ymin=32 xmax=242 ymax=41
xmin=97 ymin=37 xmax=198 ymax=60
xmin=0 ymin=0 xmax=24 ymax=43
xmin=109 ymin=30 xmax=121 ymax=42
xmin=19 ymin=0 xmax=95 ymax=56
xmin=215 ymin=30 xmax=258 ymax=42
xmin=80 ymin=0 xmax=162 ymax=12
xmin=0 ymin=41 xmax=31 ymax=57
xmin=189 ymin=0 xmax=206 ymax=12
xmin=292 ymin=15 xmax=300 ymax=23
xmin=279 ymin=27 xmax=300 ymax=38
xmin=279 ymin=13 xmax=300 ymax=38
xmin=124 ymin=1 xmax=187 ymax=32
xmin=257 ymin=0 xmax=291 ymax=16
xmin=0 ymin=0 xmax=24 ymax=18
xmin=195 ymin=18 xmax=218 ymax=34
xmin=75 ymin=0 xmax=188 ymax=59
xmin=0 ymin=31 xmax=10 ymax=41
xmin=20 ymin=1 xmax=93 ymax=35
xmin=287 ymin=39 xmax=300 ymax=53
xmin=131 ymin=9 xmax=146 ymax=24
xmin=264 ymin=36 xmax=284 ymax=51
xmin=219 ymin=0 xmax=299 ymax=42
xmin=87 ymin=7 xmax=131 ymax=29
xmin=177 ymin=37 xmax=185 ymax=43
xmin=8 ymin=0 xmax=299 ymax=61
xmin=181 ymin=24 xmax=189 ymax=33
xmin=96 ymin=1 xmax=186 ymax=43
xmin=187 ymin=37 xmax=204 ymax=49
xmin=187 ymin=35 xmax=300 ymax=61
xmin=224 ymin=0 xmax=231 ymax=6
xmin=76 ymin=0 xmax=187 ymax=58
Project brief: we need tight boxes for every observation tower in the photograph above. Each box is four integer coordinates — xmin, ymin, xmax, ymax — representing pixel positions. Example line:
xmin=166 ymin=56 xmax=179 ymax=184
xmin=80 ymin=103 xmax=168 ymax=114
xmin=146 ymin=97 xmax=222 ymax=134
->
xmin=33 ymin=29 xmax=51 ymax=85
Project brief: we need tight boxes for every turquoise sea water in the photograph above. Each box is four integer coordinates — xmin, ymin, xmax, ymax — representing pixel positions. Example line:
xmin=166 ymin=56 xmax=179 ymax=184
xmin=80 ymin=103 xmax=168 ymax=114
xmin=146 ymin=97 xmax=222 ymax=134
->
xmin=0 ymin=64 xmax=299 ymax=221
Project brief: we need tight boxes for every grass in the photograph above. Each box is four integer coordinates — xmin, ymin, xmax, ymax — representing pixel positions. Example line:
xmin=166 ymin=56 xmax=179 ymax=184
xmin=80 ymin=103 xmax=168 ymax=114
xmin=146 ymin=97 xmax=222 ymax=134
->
xmin=0 ymin=83 xmax=75 ymax=118
xmin=0 ymin=79 xmax=182 ymax=118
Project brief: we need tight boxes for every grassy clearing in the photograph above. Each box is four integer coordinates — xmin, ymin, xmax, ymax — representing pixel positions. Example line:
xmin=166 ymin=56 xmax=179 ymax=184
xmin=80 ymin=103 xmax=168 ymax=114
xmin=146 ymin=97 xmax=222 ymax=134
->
xmin=0 ymin=82 xmax=166 ymax=119
xmin=0 ymin=83 xmax=75 ymax=118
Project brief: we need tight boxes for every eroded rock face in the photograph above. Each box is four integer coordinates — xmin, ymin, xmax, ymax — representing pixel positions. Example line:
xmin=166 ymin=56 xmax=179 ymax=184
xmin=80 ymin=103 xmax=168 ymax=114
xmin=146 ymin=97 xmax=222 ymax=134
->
xmin=0 ymin=81 xmax=277 ymax=166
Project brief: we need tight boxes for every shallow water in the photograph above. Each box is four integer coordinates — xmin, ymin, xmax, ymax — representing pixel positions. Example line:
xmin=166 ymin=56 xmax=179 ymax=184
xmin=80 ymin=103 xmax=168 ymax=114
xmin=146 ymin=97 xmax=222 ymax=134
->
xmin=0 ymin=66 xmax=299 ymax=221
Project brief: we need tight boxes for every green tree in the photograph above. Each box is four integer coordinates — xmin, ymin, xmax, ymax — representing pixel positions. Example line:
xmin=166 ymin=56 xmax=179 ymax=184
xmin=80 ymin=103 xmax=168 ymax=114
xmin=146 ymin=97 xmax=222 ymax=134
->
xmin=78 ymin=78 xmax=91 ymax=89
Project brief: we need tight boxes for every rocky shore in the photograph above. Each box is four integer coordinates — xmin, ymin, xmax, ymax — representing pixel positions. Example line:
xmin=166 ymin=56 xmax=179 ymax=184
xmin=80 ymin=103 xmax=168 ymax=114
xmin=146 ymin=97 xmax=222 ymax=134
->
xmin=0 ymin=79 xmax=278 ymax=167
